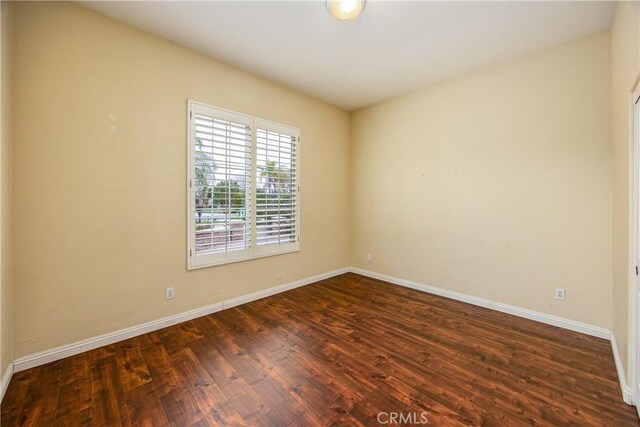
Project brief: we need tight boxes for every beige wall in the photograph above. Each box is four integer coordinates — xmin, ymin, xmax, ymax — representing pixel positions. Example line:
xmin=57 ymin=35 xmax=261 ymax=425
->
xmin=1 ymin=1 xmax=13 ymax=377
xmin=6 ymin=1 xmax=628 ymax=368
xmin=11 ymin=2 xmax=350 ymax=358
xmin=612 ymin=0 xmax=640 ymax=385
xmin=350 ymin=31 xmax=613 ymax=328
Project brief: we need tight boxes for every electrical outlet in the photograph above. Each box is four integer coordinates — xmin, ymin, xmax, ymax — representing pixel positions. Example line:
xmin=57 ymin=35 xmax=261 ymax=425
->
xmin=366 ymin=253 xmax=372 ymax=262
xmin=166 ymin=287 xmax=175 ymax=300
xmin=554 ymin=288 xmax=565 ymax=301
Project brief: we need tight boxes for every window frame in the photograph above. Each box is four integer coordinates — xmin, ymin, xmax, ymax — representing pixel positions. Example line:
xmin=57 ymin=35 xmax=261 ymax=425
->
xmin=186 ymin=100 xmax=301 ymax=270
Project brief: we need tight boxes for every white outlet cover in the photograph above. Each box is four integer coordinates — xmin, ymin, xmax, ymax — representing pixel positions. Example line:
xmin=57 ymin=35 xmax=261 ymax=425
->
xmin=166 ymin=287 xmax=175 ymax=299
xmin=554 ymin=288 xmax=565 ymax=301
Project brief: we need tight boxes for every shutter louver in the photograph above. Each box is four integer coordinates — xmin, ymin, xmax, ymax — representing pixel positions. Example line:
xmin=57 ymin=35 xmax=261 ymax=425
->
xmin=256 ymin=128 xmax=298 ymax=250
xmin=193 ymin=112 xmax=252 ymax=258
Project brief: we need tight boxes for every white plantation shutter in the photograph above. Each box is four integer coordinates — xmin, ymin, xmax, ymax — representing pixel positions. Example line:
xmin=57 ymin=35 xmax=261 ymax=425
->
xmin=188 ymin=101 xmax=300 ymax=269
xmin=189 ymin=103 xmax=253 ymax=267
xmin=255 ymin=120 xmax=300 ymax=256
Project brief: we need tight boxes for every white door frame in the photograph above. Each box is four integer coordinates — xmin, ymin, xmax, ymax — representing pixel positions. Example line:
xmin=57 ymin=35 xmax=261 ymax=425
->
xmin=630 ymin=79 xmax=640 ymax=409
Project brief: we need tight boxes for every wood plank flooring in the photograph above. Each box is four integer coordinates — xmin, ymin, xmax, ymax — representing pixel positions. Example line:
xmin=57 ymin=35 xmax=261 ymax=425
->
xmin=2 ymin=273 xmax=638 ymax=426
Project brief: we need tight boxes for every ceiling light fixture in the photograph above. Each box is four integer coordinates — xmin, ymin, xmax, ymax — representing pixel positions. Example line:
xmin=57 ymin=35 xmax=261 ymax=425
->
xmin=326 ymin=0 xmax=366 ymax=21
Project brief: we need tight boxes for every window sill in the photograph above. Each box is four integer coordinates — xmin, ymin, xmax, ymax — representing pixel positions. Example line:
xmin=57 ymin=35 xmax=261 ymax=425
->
xmin=187 ymin=244 xmax=300 ymax=270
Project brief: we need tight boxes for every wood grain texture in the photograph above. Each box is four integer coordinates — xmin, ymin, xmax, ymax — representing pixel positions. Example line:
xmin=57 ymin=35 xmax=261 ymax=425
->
xmin=2 ymin=273 xmax=638 ymax=426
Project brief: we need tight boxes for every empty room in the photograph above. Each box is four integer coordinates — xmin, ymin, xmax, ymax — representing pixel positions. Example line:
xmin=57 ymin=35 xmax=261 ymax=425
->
xmin=1 ymin=0 xmax=640 ymax=425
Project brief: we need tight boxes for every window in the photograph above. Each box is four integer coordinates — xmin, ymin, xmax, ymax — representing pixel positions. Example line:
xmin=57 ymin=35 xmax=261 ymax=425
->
xmin=187 ymin=100 xmax=300 ymax=269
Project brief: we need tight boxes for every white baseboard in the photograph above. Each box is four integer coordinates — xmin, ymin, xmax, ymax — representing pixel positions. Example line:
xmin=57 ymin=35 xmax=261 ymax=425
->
xmin=350 ymin=267 xmax=634 ymax=405
xmin=12 ymin=267 xmax=350 ymax=373
xmin=6 ymin=265 xmax=635 ymax=409
xmin=349 ymin=267 xmax=610 ymax=339
xmin=610 ymin=331 xmax=634 ymax=405
xmin=221 ymin=267 xmax=348 ymax=309
xmin=0 ymin=362 xmax=13 ymax=402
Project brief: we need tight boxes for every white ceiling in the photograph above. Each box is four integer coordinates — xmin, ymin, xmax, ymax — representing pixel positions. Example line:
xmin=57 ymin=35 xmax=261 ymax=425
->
xmin=78 ymin=1 xmax=615 ymax=111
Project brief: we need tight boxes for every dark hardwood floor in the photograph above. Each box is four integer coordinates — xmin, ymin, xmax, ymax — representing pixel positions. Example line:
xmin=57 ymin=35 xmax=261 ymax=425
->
xmin=2 ymin=272 xmax=638 ymax=426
